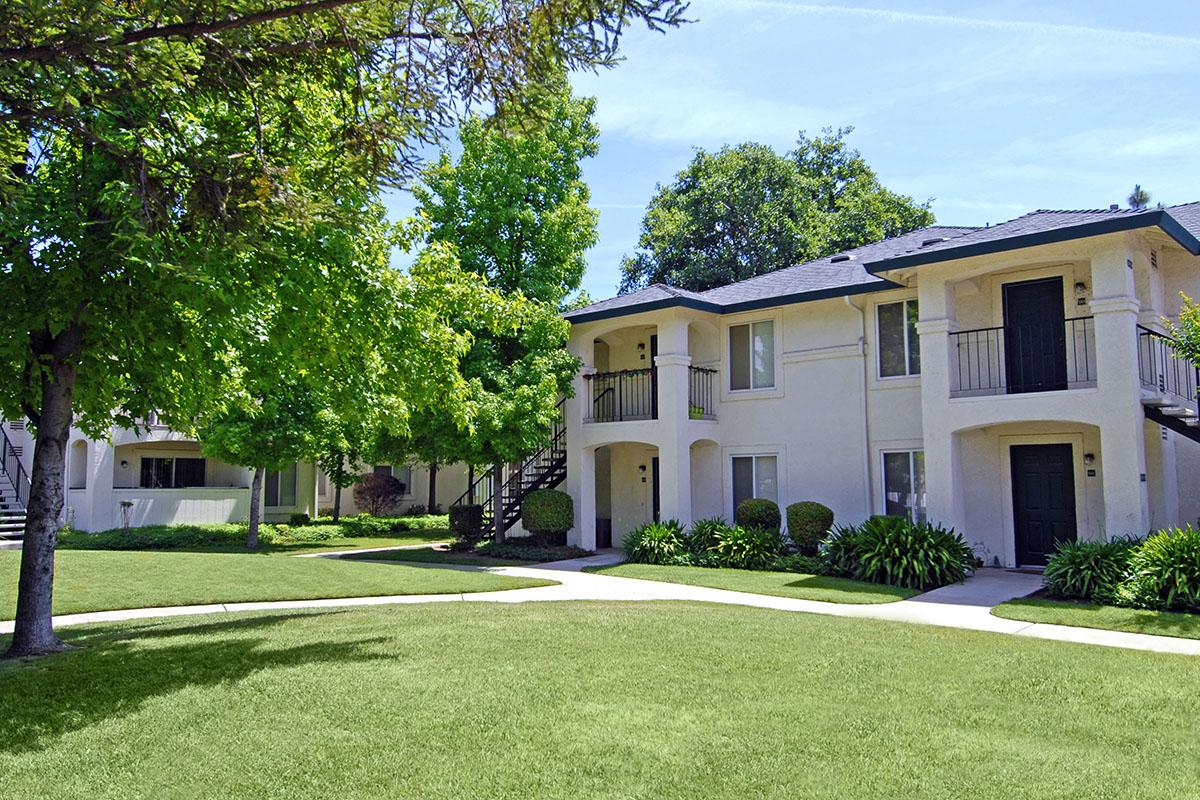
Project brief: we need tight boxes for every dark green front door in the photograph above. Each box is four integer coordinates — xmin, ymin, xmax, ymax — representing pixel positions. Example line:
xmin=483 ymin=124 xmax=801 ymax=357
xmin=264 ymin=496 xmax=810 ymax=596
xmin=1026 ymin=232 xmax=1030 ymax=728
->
xmin=1011 ymin=444 xmax=1077 ymax=566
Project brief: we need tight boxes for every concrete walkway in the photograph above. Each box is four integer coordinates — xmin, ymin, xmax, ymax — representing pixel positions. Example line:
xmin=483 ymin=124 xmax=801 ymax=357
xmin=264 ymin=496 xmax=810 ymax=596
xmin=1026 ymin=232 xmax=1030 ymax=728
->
xmin=4 ymin=551 xmax=1199 ymax=656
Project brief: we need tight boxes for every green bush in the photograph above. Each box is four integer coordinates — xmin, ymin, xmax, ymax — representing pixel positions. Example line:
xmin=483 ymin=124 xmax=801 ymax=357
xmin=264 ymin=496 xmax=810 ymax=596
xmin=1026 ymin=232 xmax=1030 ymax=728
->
xmin=712 ymin=525 xmax=782 ymax=570
xmin=736 ymin=499 xmax=781 ymax=533
xmin=771 ymin=552 xmax=826 ymax=574
xmin=786 ymin=501 xmax=834 ymax=556
xmin=687 ymin=517 xmax=727 ymax=555
xmin=339 ymin=514 xmax=449 ymax=537
xmin=449 ymin=505 xmax=485 ymax=550
xmin=288 ymin=512 xmax=311 ymax=526
xmin=1044 ymin=538 xmax=1138 ymax=601
xmin=521 ymin=489 xmax=574 ymax=545
xmin=822 ymin=516 xmax=974 ymax=591
xmin=623 ymin=520 xmax=687 ymax=565
xmin=1123 ymin=525 xmax=1200 ymax=612
xmin=477 ymin=541 xmax=592 ymax=562
xmin=60 ymin=524 xmax=259 ymax=551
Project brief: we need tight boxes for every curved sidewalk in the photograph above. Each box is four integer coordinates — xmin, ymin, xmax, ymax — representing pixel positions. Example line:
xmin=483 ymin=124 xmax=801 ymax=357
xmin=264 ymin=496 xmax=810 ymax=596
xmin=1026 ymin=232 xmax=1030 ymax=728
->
xmin=4 ymin=552 xmax=1198 ymax=657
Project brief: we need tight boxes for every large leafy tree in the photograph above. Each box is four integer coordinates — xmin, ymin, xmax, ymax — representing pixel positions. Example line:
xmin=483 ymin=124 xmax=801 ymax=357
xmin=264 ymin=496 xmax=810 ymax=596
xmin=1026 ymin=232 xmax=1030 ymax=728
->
xmin=619 ymin=127 xmax=935 ymax=293
xmin=0 ymin=0 xmax=685 ymax=658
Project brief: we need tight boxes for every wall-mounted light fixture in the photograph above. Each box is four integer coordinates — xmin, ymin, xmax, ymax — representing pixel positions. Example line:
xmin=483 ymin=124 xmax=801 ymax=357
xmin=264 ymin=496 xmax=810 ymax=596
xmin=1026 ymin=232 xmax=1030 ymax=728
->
xmin=120 ymin=460 xmax=129 ymax=468
xmin=638 ymin=464 xmax=647 ymax=473
xmin=1083 ymin=453 xmax=1095 ymax=465
xmin=1074 ymin=281 xmax=1088 ymax=296
xmin=637 ymin=342 xmax=646 ymax=352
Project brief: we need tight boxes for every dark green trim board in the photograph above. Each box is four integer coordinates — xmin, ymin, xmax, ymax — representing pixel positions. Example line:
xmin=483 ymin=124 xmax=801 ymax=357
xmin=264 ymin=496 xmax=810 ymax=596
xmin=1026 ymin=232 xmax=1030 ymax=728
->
xmin=864 ymin=210 xmax=1200 ymax=275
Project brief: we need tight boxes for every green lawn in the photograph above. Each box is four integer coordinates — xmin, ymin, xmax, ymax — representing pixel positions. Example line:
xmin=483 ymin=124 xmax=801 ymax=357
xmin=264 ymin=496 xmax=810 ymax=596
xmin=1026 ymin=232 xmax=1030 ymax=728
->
xmin=0 ymin=550 xmax=553 ymax=619
xmin=586 ymin=562 xmax=917 ymax=604
xmin=993 ymin=598 xmax=1200 ymax=640
xmin=2 ymin=602 xmax=1198 ymax=799
xmin=343 ymin=546 xmax=534 ymax=566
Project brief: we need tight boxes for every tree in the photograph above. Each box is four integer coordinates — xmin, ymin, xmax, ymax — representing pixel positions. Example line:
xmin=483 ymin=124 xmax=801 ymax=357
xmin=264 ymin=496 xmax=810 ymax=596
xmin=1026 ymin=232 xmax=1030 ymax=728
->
xmin=0 ymin=0 xmax=685 ymax=658
xmin=1129 ymin=184 xmax=1152 ymax=210
xmin=619 ymin=127 xmax=935 ymax=293
xmin=1167 ymin=294 xmax=1200 ymax=367
xmin=353 ymin=473 xmax=405 ymax=516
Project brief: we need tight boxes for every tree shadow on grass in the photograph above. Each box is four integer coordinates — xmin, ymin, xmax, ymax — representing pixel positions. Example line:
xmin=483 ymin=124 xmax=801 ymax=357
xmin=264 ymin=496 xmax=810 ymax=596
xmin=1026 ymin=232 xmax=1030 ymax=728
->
xmin=0 ymin=610 xmax=392 ymax=755
xmin=782 ymin=575 xmax=913 ymax=601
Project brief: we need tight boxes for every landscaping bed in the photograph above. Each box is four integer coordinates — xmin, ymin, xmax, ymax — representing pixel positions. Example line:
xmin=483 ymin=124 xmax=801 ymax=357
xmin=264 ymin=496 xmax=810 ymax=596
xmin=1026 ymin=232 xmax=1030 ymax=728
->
xmin=586 ymin=563 xmax=916 ymax=604
xmin=2 ymin=602 xmax=1197 ymax=799
xmin=345 ymin=541 xmax=592 ymax=567
xmin=0 ymin=549 xmax=552 ymax=619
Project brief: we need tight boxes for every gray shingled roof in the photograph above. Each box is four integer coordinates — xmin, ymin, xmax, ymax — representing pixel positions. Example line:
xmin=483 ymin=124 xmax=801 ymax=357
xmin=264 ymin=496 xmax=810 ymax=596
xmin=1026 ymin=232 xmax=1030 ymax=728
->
xmin=565 ymin=202 xmax=1200 ymax=324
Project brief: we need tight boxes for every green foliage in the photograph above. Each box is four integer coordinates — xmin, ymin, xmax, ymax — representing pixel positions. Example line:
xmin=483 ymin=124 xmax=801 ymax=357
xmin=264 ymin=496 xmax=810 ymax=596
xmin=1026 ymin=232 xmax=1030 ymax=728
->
xmin=623 ymin=520 xmax=687 ymax=565
xmin=449 ymin=504 xmax=485 ymax=550
xmin=1044 ymin=538 xmax=1139 ymax=602
xmin=289 ymin=513 xmax=312 ymax=527
xmin=619 ymin=128 xmax=935 ymax=292
xmin=771 ymin=553 xmax=827 ymax=574
xmin=476 ymin=542 xmax=592 ymax=562
xmin=711 ymin=526 xmax=783 ymax=570
xmin=687 ymin=517 xmax=728 ymax=554
xmin=353 ymin=474 xmax=406 ymax=517
xmin=1167 ymin=293 xmax=1200 ymax=370
xmin=1123 ymin=525 xmax=1200 ymax=612
xmin=786 ymin=501 xmax=834 ymax=556
xmin=338 ymin=515 xmax=450 ymax=538
xmin=822 ymin=517 xmax=975 ymax=591
xmin=521 ymin=489 xmax=574 ymax=537
xmin=735 ymin=499 xmax=781 ymax=533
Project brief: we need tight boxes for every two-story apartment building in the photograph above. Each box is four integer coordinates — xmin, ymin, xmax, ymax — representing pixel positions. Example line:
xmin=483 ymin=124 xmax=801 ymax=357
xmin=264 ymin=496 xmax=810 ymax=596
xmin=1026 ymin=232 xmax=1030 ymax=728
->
xmin=560 ymin=203 xmax=1200 ymax=566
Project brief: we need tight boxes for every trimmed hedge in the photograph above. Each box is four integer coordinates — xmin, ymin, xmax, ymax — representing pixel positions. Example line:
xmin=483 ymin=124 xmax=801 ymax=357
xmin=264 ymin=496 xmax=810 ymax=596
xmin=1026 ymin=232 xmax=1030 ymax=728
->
xmin=477 ymin=541 xmax=591 ymax=562
xmin=735 ymin=498 xmax=781 ymax=533
xmin=521 ymin=489 xmax=574 ymax=544
xmin=786 ymin=501 xmax=834 ymax=556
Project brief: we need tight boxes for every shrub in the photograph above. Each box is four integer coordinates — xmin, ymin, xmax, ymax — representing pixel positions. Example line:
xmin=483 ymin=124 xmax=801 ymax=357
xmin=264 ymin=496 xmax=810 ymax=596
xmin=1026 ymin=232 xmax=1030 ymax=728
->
xmin=521 ymin=489 xmax=574 ymax=545
xmin=353 ymin=473 xmax=405 ymax=516
xmin=786 ymin=501 xmax=834 ymax=556
xmin=449 ymin=504 xmax=485 ymax=550
xmin=288 ymin=512 xmax=311 ymax=526
xmin=771 ymin=552 xmax=826 ymax=574
xmin=712 ymin=525 xmax=782 ymax=570
xmin=687 ymin=517 xmax=727 ymax=555
xmin=735 ymin=498 xmax=781 ymax=533
xmin=822 ymin=516 xmax=974 ymax=591
xmin=405 ymin=504 xmax=427 ymax=516
xmin=624 ymin=520 xmax=686 ymax=565
xmin=477 ymin=541 xmax=592 ymax=562
xmin=1043 ymin=538 xmax=1138 ymax=601
xmin=339 ymin=514 xmax=450 ymax=537
xmin=1123 ymin=525 xmax=1200 ymax=612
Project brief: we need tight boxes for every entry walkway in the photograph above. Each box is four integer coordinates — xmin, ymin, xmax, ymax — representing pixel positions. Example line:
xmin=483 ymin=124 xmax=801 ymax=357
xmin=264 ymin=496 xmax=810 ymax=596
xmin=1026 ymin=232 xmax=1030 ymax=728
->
xmin=4 ymin=551 xmax=1199 ymax=656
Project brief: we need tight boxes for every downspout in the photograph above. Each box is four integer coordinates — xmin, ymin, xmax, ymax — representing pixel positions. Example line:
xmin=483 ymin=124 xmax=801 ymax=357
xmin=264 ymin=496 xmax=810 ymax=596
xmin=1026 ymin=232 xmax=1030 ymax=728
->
xmin=845 ymin=296 xmax=874 ymax=515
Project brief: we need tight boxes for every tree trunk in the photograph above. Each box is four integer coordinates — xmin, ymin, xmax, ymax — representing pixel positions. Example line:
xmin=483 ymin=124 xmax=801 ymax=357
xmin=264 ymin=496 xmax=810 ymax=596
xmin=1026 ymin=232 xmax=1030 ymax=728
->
xmin=427 ymin=462 xmax=438 ymax=513
xmin=5 ymin=357 xmax=76 ymax=659
xmin=492 ymin=459 xmax=505 ymax=544
xmin=332 ymin=457 xmax=344 ymax=523
xmin=247 ymin=466 xmax=264 ymax=550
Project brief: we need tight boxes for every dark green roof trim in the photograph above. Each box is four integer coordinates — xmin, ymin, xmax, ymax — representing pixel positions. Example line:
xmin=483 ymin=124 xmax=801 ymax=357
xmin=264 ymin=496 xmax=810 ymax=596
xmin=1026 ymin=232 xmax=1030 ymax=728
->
xmin=564 ymin=278 xmax=900 ymax=324
xmin=864 ymin=210 xmax=1200 ymax=275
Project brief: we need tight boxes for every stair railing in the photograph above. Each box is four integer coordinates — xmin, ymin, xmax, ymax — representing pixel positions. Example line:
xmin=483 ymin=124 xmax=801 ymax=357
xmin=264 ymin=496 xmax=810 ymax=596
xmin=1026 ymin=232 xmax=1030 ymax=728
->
xmin=0 ymin=425 xmax=31 ymax=508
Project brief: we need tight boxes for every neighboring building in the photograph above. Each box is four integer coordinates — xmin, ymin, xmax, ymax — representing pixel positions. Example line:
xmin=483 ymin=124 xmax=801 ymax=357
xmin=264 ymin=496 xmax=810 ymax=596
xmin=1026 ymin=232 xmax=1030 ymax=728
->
xmin=0 ymin=416 xmax=463 ymax=535
xmin=554 ymin=203 xmax=1200 ymax=566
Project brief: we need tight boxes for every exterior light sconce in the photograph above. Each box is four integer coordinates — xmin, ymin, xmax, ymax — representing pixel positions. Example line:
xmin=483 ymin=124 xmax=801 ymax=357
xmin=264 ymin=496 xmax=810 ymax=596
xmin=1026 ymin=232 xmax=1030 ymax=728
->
xmin=120 ymin=460 xmax=129 ymax=468
xmin=638 ymin=464 xmax=647 ymax=473
xmin=637 ymin=342 xmax=646 ymax=351
xmin=1083 ymin=453 xmax=1095 ymax=465
xmin=1074 ymin=282 xmax=1089 ymax=306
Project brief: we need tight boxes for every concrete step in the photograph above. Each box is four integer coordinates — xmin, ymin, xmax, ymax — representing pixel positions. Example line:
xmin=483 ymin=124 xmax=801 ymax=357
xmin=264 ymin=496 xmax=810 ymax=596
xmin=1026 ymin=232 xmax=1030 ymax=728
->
xmin=1160 ymin=406 xmax=1198 ymax=419
xmin=0 ymin=540 xmax=21 ymax=550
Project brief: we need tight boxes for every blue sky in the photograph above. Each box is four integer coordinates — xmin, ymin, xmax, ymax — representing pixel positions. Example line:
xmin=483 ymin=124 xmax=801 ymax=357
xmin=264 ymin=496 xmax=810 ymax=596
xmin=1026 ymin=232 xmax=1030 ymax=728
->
xmin=385 ymin=0 xmax=1200 ymax=300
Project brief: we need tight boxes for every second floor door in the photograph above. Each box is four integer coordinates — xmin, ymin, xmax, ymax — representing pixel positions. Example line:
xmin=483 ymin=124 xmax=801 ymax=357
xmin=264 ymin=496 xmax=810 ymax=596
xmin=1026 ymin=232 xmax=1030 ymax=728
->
xmin=1004 ymin=277 xmax=1068 ymax=393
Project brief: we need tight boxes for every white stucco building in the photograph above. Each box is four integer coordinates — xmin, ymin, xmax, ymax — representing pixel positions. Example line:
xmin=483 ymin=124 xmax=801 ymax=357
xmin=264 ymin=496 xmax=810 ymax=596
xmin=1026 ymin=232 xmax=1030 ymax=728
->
xmin=558 ymin=203 xmax=1200 ymax=566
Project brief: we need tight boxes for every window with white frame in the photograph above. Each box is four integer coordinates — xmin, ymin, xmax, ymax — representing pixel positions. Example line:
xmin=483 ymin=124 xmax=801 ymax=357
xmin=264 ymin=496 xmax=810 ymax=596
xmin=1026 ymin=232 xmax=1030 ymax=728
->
xmin=732 ymin=455 xmax=778 ymax=512
xmin=729 ymin=321 xmax=775 ymax=390
xmin=265 ymin=463 xmax=298 ymax=507
xmin=877 ymin=299 xmax=920 ymax=378
xmin=882 ymin=450 xmax=926 ymax=522
xmin=373 ymin=463 xmax=413 ymax=495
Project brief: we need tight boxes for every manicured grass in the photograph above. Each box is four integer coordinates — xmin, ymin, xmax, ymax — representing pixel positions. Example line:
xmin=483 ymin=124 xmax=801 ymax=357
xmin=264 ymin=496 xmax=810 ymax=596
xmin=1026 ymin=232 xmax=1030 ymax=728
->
xmin=2 ymin=602 xmax=1198 ymax=799
xmin=343 ymin=546 xmax=534 ymax=566
xmin=993 ymin=597 xmax=1200 ymax=640
xmin=586 ymin=562 xmax=917 ymax=604
xmin=59 ymin=522 xmax=452 ymax=555
xmin=0 ymin=550 xmax=553 ymax=619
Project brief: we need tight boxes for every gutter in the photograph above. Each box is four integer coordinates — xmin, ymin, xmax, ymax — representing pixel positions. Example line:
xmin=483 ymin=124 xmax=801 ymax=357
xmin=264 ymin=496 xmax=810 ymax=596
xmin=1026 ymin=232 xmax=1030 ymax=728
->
xmin=844 ymin=295 xmax=874 ymax=516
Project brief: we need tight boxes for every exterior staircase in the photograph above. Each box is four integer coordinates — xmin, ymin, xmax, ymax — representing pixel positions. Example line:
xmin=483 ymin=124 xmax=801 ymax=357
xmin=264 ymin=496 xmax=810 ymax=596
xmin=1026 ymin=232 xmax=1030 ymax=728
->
xmin=453 ymin=399 xmax=567 ymax=538
xmin=1138 ymin=327 xmax=1200 ymax=444
xmin=0 ymin=426 xmax=29 ymax=549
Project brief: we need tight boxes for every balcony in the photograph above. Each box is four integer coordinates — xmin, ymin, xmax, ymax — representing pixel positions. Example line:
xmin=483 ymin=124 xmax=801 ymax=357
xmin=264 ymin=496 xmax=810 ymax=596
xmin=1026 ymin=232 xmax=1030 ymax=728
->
xmin=583 ymin=366 xmax=717 ymax=423
xmin=950 ymin=316 xmax=1096 ymax=398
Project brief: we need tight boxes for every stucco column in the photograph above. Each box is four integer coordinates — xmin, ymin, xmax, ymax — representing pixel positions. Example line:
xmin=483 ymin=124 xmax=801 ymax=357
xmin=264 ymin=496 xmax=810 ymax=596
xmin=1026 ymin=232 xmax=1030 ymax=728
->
xmin=567 ymin=444 xmax=596 ymax=549
xmin=657 ymin=437 xmax=693 ymax=529
xmin=1091 ymin=243 xmax=1151 ymax=538
xmin=90 ymin=437 xmax=117 ymax=532
xmin=915 ymin=316 xmax=963 ymax=531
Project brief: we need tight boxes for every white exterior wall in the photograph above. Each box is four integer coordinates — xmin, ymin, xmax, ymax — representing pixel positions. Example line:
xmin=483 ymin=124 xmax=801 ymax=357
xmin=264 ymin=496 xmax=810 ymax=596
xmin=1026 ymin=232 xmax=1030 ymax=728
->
xmin=318 ymin=462 xmax=469 ymax=516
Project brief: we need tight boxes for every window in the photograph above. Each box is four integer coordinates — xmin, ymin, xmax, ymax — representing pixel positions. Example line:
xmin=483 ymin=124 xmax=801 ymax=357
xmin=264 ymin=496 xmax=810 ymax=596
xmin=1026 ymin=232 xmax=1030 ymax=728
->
xmin=878 ymin=300 xmax=920 ymax=378
xmin=373 ymin=464 xmax=393 ymax=477
xmin=395 ymin=464 xmax=413 ymax=495
xmin=732 ymin=455 xmax=778 ymax=511
xmin=883 ymin=451 xmax=926 ymax=523
xmin=265 ymin=463 xmax=298 ymax=507
xmin=729 ymin=321 xmax=775 ymax=390
xmin=139 ymin=457 xmax=206 ymax=488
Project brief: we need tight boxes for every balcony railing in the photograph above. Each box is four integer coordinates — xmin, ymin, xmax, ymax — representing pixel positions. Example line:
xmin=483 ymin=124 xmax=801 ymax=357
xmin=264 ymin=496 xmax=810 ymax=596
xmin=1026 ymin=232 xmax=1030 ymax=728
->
xmin=584 ymin=368 xmax=657 ymax=423
xmin=1138 ymin=326 xmax=1199 ymax=407
xmin=950 ymin=316 xmax=1096 ymax=398
xmin=688 ymin=366 xmax=717 ymax=420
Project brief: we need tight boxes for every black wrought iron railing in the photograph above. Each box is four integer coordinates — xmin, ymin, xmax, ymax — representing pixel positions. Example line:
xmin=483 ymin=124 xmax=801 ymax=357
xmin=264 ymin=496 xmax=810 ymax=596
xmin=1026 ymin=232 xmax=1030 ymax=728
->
xmin=584 ymin=368 xmax=657 ymax=423
xmin=0 ymin=425 xmax=31 ymax=508
xmin=688 ymin=366 xmax=717 ymax=420
xmin=1138 ymin=326 xmax=1200 ymax=408
xmin=950 ymin=317 xmax=1096 ymax=397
